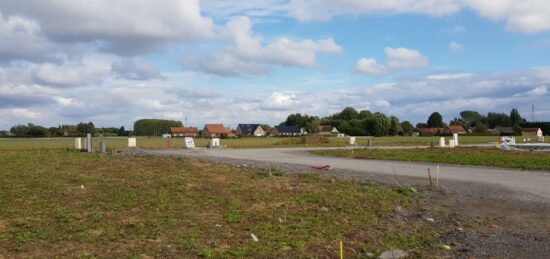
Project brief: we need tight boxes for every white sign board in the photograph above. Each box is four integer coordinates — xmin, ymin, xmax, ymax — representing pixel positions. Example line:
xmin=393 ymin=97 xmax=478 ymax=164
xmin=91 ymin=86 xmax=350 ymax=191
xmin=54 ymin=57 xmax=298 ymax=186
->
xmin=162 ymin=134 xmax=171 ymax=139
xmin=337 ymin=133 xmax=345 ymax=138
xmin=349 ymin=137 xmax=356 ymax=145
xmin=185 ymin=137 xmax=195 ymax=148
xmin=128 ymin=137 xmax=137 ymax=148
xmin=209 ymin=138 xmax=220 ymax=148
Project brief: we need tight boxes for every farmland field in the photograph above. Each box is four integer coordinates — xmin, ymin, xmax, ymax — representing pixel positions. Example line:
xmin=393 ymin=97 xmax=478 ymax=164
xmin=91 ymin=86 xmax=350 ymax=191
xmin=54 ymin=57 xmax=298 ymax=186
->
xmin=0 ymin=135 xmax=508 ymax=150
xmin=0 ymin=146 xmax=443 ymax=257
xmin=312 ymin=147 xmax=550 ymax=170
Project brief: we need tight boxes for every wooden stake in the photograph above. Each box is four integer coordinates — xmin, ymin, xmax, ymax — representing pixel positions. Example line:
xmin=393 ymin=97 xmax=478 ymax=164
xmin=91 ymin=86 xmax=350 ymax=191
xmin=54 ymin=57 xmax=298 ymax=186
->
xmin=436 ymin=164 xmax=440 ymax=189
xmin=428 ymin=168 xmax=433 ymax=189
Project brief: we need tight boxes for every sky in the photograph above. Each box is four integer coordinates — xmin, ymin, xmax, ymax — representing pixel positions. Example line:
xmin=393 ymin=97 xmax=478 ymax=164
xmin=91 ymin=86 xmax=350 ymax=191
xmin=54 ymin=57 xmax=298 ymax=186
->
xmin=1 ymin=0 xmax=550 ymax=130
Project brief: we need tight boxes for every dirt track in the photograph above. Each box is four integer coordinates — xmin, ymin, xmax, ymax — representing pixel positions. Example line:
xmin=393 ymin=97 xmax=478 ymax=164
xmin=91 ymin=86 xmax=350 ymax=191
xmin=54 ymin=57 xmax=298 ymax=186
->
xmin=125 ymin=147 xmax=550 ymax=258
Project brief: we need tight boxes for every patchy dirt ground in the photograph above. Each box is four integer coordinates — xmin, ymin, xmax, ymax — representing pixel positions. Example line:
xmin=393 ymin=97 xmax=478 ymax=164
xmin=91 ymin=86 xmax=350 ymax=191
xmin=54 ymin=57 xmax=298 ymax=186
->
xmin=123 ymin=148 xmax=550 ymax=258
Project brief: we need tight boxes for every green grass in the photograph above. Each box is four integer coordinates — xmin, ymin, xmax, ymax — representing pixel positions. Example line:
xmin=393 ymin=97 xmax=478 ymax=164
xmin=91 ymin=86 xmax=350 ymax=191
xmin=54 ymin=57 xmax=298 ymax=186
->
xmin=0 ymin=149 xmax=442 ymax=257
xmin=0 ymin=135 xmax=508 ymax=150
xmin=312 ymin=147 xmax=550 ymax=170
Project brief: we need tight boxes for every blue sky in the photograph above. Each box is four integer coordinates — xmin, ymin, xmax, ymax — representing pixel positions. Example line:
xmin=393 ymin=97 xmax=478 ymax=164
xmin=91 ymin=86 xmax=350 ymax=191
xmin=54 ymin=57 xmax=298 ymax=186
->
xmin=1 ymin=0 xmax=550 ymax=129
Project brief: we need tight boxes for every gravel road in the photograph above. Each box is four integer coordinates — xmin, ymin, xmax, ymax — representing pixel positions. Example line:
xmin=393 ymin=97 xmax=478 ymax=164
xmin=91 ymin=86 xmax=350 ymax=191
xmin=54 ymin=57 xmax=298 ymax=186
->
xmin=134 ymin=147 xmax=550 ymax=203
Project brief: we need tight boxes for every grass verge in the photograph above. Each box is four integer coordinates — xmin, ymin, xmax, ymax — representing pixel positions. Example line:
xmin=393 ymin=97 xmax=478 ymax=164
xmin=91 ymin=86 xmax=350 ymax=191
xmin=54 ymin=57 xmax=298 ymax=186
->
xmin=312 ymin=147 xmax=550 ymax=170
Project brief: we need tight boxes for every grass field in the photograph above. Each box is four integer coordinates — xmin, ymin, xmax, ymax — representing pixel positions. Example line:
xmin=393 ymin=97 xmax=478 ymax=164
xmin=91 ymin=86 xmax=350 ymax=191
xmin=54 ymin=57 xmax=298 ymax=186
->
xmin=0 ymin=149 xmax=442 ymax=258
xmin=0 ymin=135 xmax=507 ymax=150
xmin=312 ymin=147 xmax=550 ymax=170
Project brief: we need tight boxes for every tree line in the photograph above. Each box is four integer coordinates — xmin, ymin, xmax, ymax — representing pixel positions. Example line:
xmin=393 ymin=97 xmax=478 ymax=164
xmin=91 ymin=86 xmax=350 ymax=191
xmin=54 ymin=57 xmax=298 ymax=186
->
xmin=133 ymin=119 xmax=182 ymax=136
xmin=281 ymin=107 xmax=546 ymax=136
xmin=8 ymin=122 xmax=129 ymax=137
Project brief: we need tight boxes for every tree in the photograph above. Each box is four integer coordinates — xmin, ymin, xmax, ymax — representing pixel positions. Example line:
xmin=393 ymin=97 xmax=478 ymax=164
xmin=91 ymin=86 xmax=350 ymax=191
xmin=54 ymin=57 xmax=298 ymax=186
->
xmin=474 ymin=122 xmax=488 ymax=134
xmin=133 ymin=119 xmax=183 ymax=136
xmin=415 ymin=122 xmax=428 ymax=128
xmin=459 ymin=110 xmax=484 ymax=128
xmin=401 ymin=121 xmax=414 ymax=136
xmin=510 ymin=108 xmax=523 ymax=126
xmin=486 ymin=112 xmax=512 ymax=128
xmin=366 ymin=113 xmax=390 ymax=136
xmin=77 ymin=122 xmax=95 ymax=136
xmin=389 ymin=116 xmax=402 ymax=136
xmin=427 ymin=112 xmax=445 ymax=128
xmin=334 ymin=107 xmax=359 ymax=121
xmin=118 ymin=126 xmax=126 ymax=136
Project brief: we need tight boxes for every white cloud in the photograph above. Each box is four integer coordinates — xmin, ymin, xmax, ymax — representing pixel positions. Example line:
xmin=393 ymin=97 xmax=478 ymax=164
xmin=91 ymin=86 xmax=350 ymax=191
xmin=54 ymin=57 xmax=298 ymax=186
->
xmin=260 ymin=91 xmax=300 ymax=111
xmin=354 ymin=58 xmax=386 ymax=75
xmin=0 ymin=0 xmax=215 ymax=55
xmin=462 ymin=0 xmax=550 ymax=33
xmin=513 ymin=85 xmax=548 ymax=97
xmin=354 ymin=47 xmax=429 ymax=76
xmin=111 ymin=59 xmax=162 ymax=81
xmin=187 ymin=16 xmax=342 ymax=76
xmin=287 ymin=0 xmax=461 ymax=22
xmin=449 ymin=41 xmax=463 ymax=51
xmin=30 ymin=55 xmax=113 ymax=87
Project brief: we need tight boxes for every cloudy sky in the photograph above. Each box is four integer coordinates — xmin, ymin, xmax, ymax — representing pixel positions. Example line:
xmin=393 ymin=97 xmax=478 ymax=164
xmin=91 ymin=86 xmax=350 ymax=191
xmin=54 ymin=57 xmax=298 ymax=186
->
xmin=1 ymin=0 xmax=550 ymax=130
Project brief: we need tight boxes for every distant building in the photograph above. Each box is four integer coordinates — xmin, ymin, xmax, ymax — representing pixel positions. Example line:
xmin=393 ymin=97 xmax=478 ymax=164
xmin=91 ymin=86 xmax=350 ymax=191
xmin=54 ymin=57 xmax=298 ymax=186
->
xmin=0 ymin=130 xmax=12 ymax=137
xmin=315 ymin=125 xmax=339 ymax=135
xmin=416 ymin=128 xmax=444 ymax=136
xmin=489 ymin=127 xmax=515 ymax=136
xmin=170 ymin=127 xmax=199 ymax=137
xmin=273 ymin=125 xmax=306 ymax=136
xmin=203 ymin=124 xmax=232 ymax=138
xmin=266 ymin=127 xmax=279 ymax=137
xmin=522 ymin=128 xmax=543 ymax=138
xmin=444 ymin=125 xmax=467 ymax=135
xmin=236 ymin=124 xmax=266 ymax=137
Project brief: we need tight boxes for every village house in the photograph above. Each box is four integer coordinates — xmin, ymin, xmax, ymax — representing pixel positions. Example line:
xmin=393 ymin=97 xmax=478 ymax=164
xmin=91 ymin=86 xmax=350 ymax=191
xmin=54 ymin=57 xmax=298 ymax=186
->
xmin=444 ymin=125 xmax=467 ymax=135
xmin=273 ymin=125 xmax=306 ymax=136
xmin=315 ymin=125 xmax=339 ymax=135
xmin=415 ymin=128 xmax=444 ymax=136
xmin=236 ymin=124 xmax=266 ymax=137
xmin=170 ymin=127 xmax=199 ymax=137
xmin=488 ymin=127 xmax=515 ymax=136
xmin=202 ymin=124 xmax=232 ymax=138
xmin=522 ymin=128 xmax=543 ymax=138
xmin=266 ymin=127 xmax=279 ymax=137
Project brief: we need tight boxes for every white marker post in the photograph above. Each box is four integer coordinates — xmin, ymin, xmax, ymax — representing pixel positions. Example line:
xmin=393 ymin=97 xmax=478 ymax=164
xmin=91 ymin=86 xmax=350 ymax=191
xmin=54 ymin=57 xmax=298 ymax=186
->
xmin=128 ymin=137 xmax=137 ymax=148
xmin=209 ymin=138 xmax=220 ymax=148
xmin=453 ymin=133 xmax=459 ymax=147
xmin=439 ymin=137 xmax=446 ymax=147
xmin=349 ymin=137 xmax=356 ymax=145
xmin=185 ymin=137 xmax=195 ymax=148
xmin=449 ymin=139 xmax=455 ymax=148
xmin=74 ymin=138 xmax=82 ymax=150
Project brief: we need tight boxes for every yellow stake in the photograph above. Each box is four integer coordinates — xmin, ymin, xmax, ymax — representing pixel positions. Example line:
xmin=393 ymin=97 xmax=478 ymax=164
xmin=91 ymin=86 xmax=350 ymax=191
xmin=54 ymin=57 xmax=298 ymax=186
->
xmin=340 ymin=240 xmax=344 ymax=259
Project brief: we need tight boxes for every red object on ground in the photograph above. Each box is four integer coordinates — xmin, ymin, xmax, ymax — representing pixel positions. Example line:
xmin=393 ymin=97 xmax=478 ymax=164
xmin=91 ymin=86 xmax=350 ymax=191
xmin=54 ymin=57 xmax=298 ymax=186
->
xmin=311 ymin=164 xmax=332 ymax=170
